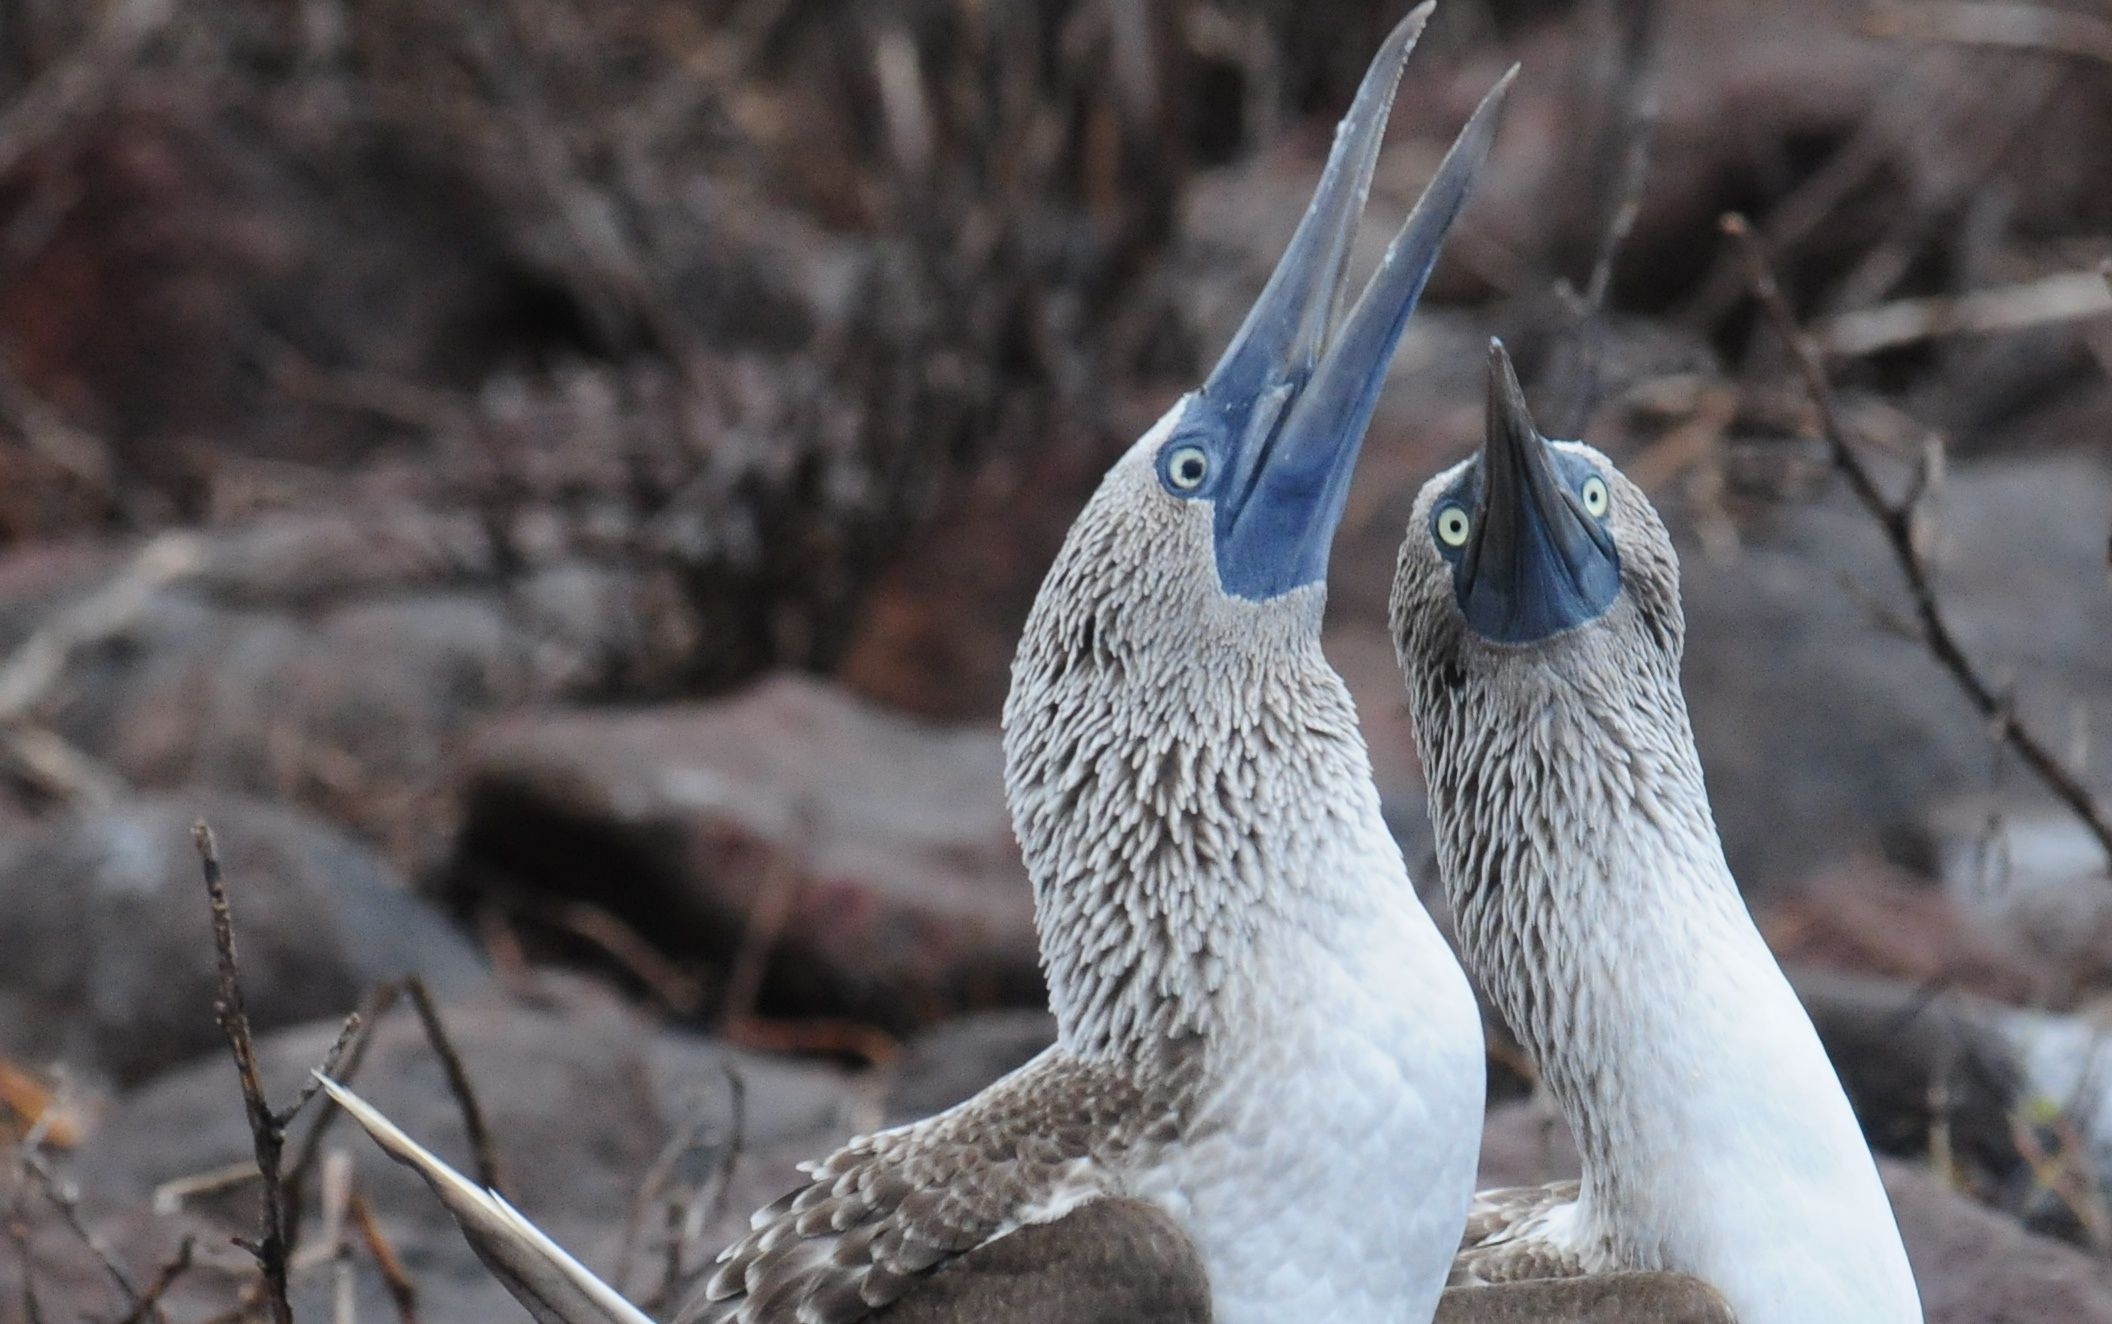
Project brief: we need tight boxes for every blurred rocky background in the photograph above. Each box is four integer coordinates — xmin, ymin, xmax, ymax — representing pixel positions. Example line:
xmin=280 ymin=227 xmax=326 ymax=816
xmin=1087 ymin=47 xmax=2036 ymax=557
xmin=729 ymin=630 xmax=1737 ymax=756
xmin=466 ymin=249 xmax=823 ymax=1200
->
xmin=0 ymin=0 xmax=2109 ymax=1319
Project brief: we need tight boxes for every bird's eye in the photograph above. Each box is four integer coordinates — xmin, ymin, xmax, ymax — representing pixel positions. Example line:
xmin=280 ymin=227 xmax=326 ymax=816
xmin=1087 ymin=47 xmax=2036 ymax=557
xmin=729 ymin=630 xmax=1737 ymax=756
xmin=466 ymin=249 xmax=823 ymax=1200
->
xmin=1434 ymin=503 xmax=1472 ymax=548
xmin=1580 ymin=475 xmax=1610 ymax=518
xmin=1164 ymin=444 xmax=1210 ymax=492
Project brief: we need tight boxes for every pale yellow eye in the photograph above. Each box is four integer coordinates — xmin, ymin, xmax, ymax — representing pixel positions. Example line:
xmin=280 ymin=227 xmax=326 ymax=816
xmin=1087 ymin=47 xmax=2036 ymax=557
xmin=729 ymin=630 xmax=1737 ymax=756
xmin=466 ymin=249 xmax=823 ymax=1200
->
xmin=1580 ymin=475 xmax=1610 ymax=517
xmin=1165 ymin=445 xmax=1210 ymax=491
xmin=1435 ymin=504 xmax=1472 ymax=548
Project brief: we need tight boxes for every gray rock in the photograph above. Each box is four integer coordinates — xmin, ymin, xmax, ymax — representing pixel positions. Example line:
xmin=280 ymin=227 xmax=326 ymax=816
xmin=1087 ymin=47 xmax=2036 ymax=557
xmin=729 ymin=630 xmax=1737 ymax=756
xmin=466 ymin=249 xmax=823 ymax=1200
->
xmin=0 ymin=793 xmax=485 ymax=1085
xmin=451 ymin=675 xmax=1043 ymax=1032
xmin=1676 ymin=452 xmax=2112 ymax=895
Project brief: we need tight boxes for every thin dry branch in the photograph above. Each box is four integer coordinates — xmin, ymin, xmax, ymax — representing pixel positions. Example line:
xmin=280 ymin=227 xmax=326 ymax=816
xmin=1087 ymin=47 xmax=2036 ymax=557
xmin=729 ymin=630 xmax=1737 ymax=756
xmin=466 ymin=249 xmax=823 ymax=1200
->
xmin=403 ymin=977 xmax=502 ymax=1196
xmin=4 ymin=1155 xmax=43 ymax=1324
xmin=1723 ymin=214 xmax=2112 ymax=868
xmin=111 ymin=1238 xmax=195 ymax=1324
xmin=4 ymin=1214 xmax=42 ymax=1324
xmin=0 ymin=0 xmax=178 ymax=179
xmin=321 ymin=1153 xmax=356 ymax=1324
xmin=1816 ymin=269 xmax=2112 ymax=356
xmin=282 ymin=983 xmax=400 ymax=1250
xmin=350 ymin=1192 xmax=420 ymax=1324
xmin=1870 ymin=2 xmax=2112 ymax=69
xmin=276 ymin=1006 xmax=369 ymax=1256
xmin=622 ymin=1063 xmax=747 ymax=1315
xmin=1553 ymin=0 xmax=1661 ymax=437
xmin=346 ymin=1190 xmax=420 ymax=1324
xmin=18 ymin=1146 xmax=154 ymax=1321
xmin=195 ymin=821 xmax=295 ymax=1324
xmin=514 ymin=897 xmax=704 ymax=1017
xmin=0 ymin=532 xmax=203 ymax=724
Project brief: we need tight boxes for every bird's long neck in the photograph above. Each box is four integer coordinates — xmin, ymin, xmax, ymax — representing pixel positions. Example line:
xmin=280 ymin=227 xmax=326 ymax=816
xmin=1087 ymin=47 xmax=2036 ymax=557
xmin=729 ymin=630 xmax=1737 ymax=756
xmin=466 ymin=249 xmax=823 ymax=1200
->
xmin=1420 ymin=659 xmax=1915 ymax=1315
xmin=1003 ymin=587 xmax=1403 ymax=1062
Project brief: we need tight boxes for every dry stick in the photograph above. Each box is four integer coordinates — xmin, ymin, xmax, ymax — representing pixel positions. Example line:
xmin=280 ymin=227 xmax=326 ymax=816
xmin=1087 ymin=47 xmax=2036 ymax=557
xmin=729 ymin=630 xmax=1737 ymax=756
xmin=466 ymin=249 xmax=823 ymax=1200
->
xmin=320 ymin=1153 xmax=356 ymax=1324
xmin=720 ymin=808 xmax=811 ymax=1032
xmin=195 ymin=822 xmax=296 ymax=1324
xmin=18 ymin=1148 xmax=155 ymax=1321
xmin=638 ymin=1065 xmax=747 ymax=1316
xmin=4 ymin=1163 xmax=45 ymax=1324
xmin=694 ymin=1069 xmax=747 ymax=1248
xmin=282 ymin=983 xmax=400 ymax=1252
xmin=1723 ymin=215 xmax=2112 ymax=868
xmin=0 ymin=0 xmax=178 ymax=179
xmin=349 ymin=1192 xmax=421 ymax=1324
xmin=1815 ymin=268 xmax=2112 ymax=357
xmin=1553 ymin=0 xmax=1661 ymax=438
xmin=402 ymin=976 xmax=502 ymax=1195
xmin=616 ymin=1109 xmax=712 ymax=1296
xmin=111 ymin=1239 xmax=196 ymax=1324
xmin=1871 ymin=1 xmax=2112 ymax=68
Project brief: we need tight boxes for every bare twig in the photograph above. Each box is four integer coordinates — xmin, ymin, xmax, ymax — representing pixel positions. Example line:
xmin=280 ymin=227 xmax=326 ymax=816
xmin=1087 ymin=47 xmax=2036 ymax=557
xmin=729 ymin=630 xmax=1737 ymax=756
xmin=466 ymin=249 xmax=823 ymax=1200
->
xmin=18 ymin=1148 xmax=154 ymax=1321
xmin=720 ymin=809 xmax=810 ymax=1030
xmin=403 ymin=976 xmax=502 ymax=1195
xmin=282 ymin=982 xmax=400 ymax=1250
xmin=1724 ymin=215 xmax=2112 ymax=868
xmin=194 ymin=821 xmax=296 ymax=1324
xmin=1553 ymin=0 xmax=1661 ymax=437
xmin=513 ymin=896 xmax=704 ymax=1017
xmin=0 ymin=0 xmax=178 ymax=179
xmin=655 ymin=1071 xmax=746 ymax=1316
xmin=622 ymin=1063 xmax=747 ymax=1313
xmin=350 ymin=1191 xmax=421 ymax=1324
xmin=2011 ymin=1109 xmax=2112 ymax=1251
xmin=1870 ymin=1 xmax=2112 ymax=69
xmin=1816 ymin=269 xmax=2112 ymax=357
xmin=0 ymin=726 xmax=125 ymax=807
xmin=151 ymin=1162 xmax=260 ymax=1216
xmin=111 ymin=1238 xmax=195 ymax=1324
xmin=4 ymin=1153 xmax=45 ymax=1324
xmin=321 ymin=1152 xmax=357 ymax=1324
xmin=0 ymin=532 xmax=203 ymax=724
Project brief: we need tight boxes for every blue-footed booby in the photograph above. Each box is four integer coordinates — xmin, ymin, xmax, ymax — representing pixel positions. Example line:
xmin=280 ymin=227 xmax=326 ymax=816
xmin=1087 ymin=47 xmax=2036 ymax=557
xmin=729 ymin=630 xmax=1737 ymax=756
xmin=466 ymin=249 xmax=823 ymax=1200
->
xmin=1390 ymin=341 xmax=1923 ymax=1323
xmin=322 ymin=10 xmax=1513 ymax=1323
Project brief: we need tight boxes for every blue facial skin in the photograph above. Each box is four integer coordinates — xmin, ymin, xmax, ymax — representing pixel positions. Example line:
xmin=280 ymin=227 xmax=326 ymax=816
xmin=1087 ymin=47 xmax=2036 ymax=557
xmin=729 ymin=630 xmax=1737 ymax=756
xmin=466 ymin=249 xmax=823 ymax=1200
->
xmin=1153 ymin=374 xmax=1373 ymax=603
xmin=1433 ymin=449 xmax=1621 ymax=644
xmin=1142 ymin=33 xmax=1515 ymax=603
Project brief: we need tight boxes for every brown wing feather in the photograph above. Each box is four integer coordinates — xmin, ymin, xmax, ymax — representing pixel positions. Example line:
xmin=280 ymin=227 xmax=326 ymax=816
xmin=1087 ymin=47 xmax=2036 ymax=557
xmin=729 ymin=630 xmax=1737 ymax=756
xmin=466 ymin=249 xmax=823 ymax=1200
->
xmin=872 ymin=1197 xmax=1209 ymax=1324
xmin=1437 ymin=1272 xmax=1735 ymax=1323
xmin=677 ymin=1048 xmax=1190 ymax=1324
xmin=1450 ymin=1180 xmax=1591 ymax=1286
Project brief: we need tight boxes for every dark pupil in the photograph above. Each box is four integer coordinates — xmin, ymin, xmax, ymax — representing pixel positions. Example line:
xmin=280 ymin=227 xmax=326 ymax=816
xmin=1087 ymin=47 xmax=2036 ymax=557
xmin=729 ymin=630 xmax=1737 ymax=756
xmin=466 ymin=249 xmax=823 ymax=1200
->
xmin=1178 ymin=456 xmax=1203 ymax=482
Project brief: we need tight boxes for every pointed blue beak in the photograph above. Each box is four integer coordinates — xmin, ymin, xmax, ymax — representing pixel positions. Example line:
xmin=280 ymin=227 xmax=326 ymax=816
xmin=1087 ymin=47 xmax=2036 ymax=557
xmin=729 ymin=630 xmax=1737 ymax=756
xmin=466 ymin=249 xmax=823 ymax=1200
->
xmin=1456 ymin=341 xmax=1621 ymax=643
xmin=1197 ymin=4 xmax=1515 ymax=602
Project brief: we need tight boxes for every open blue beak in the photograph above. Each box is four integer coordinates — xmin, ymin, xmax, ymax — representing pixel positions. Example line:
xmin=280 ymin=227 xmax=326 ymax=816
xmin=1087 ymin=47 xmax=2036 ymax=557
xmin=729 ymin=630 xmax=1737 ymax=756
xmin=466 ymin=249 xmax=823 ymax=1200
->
xmin=1197 ymin=3 xmax=1515 ymax=602
xmin=1456 ymin=341 xmax=1621 ymax=643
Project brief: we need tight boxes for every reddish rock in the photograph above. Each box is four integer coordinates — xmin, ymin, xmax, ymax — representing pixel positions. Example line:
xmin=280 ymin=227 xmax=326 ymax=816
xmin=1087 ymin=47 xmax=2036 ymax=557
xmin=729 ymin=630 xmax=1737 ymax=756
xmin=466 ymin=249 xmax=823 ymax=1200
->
xmin=1762 ymin=863 xmax=2048 ymax=1007
xmin=452 ymin=675 xmax=1043 ymax=1032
